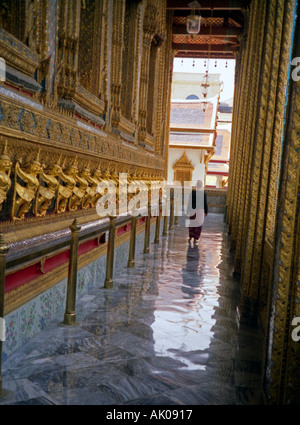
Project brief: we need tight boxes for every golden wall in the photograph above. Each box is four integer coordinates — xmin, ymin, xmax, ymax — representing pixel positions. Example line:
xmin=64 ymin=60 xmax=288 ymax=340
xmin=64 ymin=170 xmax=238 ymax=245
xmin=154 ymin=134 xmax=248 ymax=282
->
xmin=226 ymin=0 xmax=300 ymax=405
xmin=0 ymin=0 xmax=173 ymax=240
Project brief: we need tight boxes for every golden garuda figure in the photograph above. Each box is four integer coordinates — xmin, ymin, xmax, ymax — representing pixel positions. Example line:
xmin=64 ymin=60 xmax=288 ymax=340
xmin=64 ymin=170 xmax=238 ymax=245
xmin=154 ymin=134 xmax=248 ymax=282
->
xmin=12 ymin=150 xmax=42 ymax=220
xmin=86 ymin=163 xmax=101 ymax=208
xmin=118 ymin=167 xmax=129 ymax=213
xmin=73 ymin=164 xmax=90 ymax=210
xmin=78 ymin=162 xmax=101 ymax=209
xmin=56 ymin=157 xmax=78 ymax=213
xmin=128 ymin=170 xmax=139 ymax=202
xmin=110 ymin=167 xmax=120 ymax=204
xmin=0 ymin=141 xmax=12 ymax=212
xmin=100 ymin=167 xmax=116 ymax=210
xmin=34 ymin=155 xmax=62 ymax=217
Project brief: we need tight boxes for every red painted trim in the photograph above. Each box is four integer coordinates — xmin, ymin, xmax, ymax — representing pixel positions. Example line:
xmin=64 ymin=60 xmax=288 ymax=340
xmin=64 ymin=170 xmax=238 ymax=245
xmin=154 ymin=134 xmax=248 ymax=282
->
xmin=4 ymin=82 xmax=34 ymax=97
xmin=5 ymin=235 xmax=105 ymax=294
xmin=117 ymin=224 xmax=128 ymax=236
xmin=74 ymin=114 xmax=104 ymax=130
xmin=75 ymin=113 xmax=88 ymax=123
xmin=5 ymin=264 xmax=44 ymax=293
xmin=4 ymin=219 xmax=148 ymax=295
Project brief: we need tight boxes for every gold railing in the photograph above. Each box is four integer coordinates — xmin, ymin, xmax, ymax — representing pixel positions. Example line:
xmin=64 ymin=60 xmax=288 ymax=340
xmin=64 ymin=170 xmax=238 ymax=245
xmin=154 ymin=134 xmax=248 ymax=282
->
xmin=0 ymin=190 xmax=176 ymax=396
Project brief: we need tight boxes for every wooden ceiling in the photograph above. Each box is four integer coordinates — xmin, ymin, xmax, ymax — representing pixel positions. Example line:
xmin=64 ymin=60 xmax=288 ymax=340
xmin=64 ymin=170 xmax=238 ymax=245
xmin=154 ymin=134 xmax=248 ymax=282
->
xmin=167 ymin=0 xmax=250 ymax=59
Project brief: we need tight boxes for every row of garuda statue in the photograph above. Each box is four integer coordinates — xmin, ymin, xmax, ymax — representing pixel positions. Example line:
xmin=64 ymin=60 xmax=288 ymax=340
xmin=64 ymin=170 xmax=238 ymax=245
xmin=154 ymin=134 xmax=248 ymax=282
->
xmin=0 ymin=143 xmax=163 ymax=221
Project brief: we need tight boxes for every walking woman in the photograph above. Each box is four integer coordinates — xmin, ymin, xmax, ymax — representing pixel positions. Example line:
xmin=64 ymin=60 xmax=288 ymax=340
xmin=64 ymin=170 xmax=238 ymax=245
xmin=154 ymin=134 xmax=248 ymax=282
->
xmin=187 ymin=180 xmax=208 ymax=244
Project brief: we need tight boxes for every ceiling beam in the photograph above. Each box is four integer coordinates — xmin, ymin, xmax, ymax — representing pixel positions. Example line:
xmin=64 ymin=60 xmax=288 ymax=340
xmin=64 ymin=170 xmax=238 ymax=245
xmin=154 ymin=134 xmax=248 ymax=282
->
xmin=172 ymin=43 xmax=238 ymax=53
xmin=176 ymin=53 xmax=236 ymax=59
xmin=173 ymin=9 xmax=243 ymax=18
xmin=170 ymin=127 xmax=216 ymax=134
xmin=172 ymin=24 xmax=242 ymax=36
xmin=167 ymin=0 xmax=247 ymax=10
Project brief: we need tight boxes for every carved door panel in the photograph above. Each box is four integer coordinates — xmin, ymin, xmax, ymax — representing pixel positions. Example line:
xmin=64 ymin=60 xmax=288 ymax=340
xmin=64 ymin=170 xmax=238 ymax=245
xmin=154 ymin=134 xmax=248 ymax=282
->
xmin=173 ymin=152 xmax=194 ymax=187
xmin=174 ymin=170 xmax=192 ymax=186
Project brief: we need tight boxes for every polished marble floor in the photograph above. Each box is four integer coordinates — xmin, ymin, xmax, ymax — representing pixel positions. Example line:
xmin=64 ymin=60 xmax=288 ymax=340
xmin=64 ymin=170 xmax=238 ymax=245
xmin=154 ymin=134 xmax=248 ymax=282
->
xmin=0 ymin=214 xmax=264 ymax=405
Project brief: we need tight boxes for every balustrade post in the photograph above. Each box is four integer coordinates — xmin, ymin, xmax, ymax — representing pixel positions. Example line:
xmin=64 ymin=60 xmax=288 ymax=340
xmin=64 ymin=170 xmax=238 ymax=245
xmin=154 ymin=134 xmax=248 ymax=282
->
xmin=154 ymin=200 xmax=161 ymax=244
xmin=174 ymin=192 xmax=179 ymax=225
xmin=162 ymin=211 xmax=168 ymax=236
xmin=143 ymin=203 xmax=151 ymax=254
xmin=169 ymin=188 xmax=174 ymax=230
xmin=162 ymin=193 xmax=169 ymax=236
xmin=64 ymin=219 xmax=81 ymax=325
xmin=0 ymin=233 xmax=8 ymax=398
xmin=104 ymin=216 xmax=116 ymax=288
xmin=127 ymin=211 xmax=137 ymax=268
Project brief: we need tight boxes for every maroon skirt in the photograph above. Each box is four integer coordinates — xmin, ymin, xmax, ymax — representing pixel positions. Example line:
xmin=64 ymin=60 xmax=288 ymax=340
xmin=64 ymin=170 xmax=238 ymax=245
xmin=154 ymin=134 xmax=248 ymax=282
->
xmin=189 ymin=213 xmax=202 ymax=240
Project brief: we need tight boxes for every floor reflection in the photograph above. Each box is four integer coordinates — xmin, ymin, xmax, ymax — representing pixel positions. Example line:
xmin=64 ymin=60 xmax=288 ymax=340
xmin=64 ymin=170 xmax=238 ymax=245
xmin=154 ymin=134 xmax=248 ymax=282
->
xmin=0 ymin=214 xmax=264 ymax=405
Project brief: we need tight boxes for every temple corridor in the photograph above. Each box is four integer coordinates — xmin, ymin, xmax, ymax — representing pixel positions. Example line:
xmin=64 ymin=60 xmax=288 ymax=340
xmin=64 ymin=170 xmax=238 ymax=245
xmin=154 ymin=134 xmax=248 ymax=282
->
xmin=0 ymin=214 xmax=264 ymax=405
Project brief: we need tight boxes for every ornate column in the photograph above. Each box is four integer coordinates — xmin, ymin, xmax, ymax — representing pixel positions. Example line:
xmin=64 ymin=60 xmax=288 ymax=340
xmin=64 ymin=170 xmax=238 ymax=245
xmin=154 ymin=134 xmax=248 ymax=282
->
xmin=132 ymin=2 xmax=143 ymax=129
xmin=228 ymin=0 xmax=256 ymax=252
xmin=241 ymin=0 xmax=296 ymax=320
xmin=238 ymin=0 xmax=278 ymax=297
xmin=155 ymin=8 xmax=172 ymax=157
xmin=56 ymin=0 xmax=81 ymax=99
xmin=99 ymin=0 xmax=110 ymax=106
xmin=110 ymin=0 xmax=125 ymax=127
xmin=233 ymin=0 xmax=266 ymax=275
xmin=263 ymin=0 xmax=299 ymax=404
xmin=137 ymin=2 xmax=159 ymax=144
xmin=164 ymin=48 xmax=176 ymax=179
xmin=225 ymin=48 xmax=242 ymax=230
xmin=226 ymin=6 xmax=250 ymax=240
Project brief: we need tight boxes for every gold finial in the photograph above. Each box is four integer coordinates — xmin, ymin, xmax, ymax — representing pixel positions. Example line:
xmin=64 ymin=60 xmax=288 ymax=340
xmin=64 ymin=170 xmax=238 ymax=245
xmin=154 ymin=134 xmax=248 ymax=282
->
xmin=70 ymin=217 xmax=81 ymax=233
xmin=57 ymin=154 xmax=63 ymax=166
xmin=84 ymin=161 xmax=90 ymax=171
xmin=0 ymin=141 xmax=9 ymax=160
xmin=72 ymin=156 xmax=78 ymax=167
xmin=32 ymin=148 xmax=41 ymax=166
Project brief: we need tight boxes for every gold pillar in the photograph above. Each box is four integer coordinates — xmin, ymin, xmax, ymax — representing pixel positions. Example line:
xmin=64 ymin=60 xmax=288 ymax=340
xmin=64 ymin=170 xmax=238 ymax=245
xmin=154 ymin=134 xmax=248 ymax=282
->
xmin=265 ymin=0 xmax=299 ymax=403
xmin=64 ymin=218 xmax=81 ymax=325
xmin=229 ymin=0 xmax=265 ymax=265
xmin=174 ymin=191 xmax=179 ymax=225
xmin=226 ymin=10 xmax=249 ymax=234
xmin=111 ymin=0 xmax=125 ymax=127
xmin=169 ymin=188 xmax=174 ymax=230
xmin=127 ymin=213 xmax=137 ymax=268
xmin=234 ymin=0 xmax=266 ymax=277
xmin=162 ymin=214 xmax=168 ymax=236
xmin=143 ymin=204 xmax=151 ymax=254
xmin=241 ymin=0 xmax=295 ymax=308
xmin=57 ymin=0 xmax=81 ymax=99
xmin=154 ymin=200 xmax=161 ymax=244
xmin=104 ymin=216 xmax=116 ymax=288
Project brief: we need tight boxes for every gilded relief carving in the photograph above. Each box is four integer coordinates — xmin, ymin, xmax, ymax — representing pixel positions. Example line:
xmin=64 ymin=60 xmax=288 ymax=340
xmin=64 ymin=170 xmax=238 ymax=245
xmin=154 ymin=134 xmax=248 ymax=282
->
xmin=225 ymin=0 xmax=299 ymax=405
xmin=12 ymin=150 xmax=42 ymax=220
xmin=34 ymin=156 xmax=62 ymax=217
xmin=56 ymin=158 xmax=79 ymax=213
xmin=86 ymin=164 xmax=102 ymax=208
xmin=268 ymin=72 xmax=300 ymax=404
xmin=0 ymin=132 xmax=166 ymax=225
xmin=0 ymin=141 xmax=12 ymax=211
xmin=75 ymin=163 xmax=91 ymax=210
